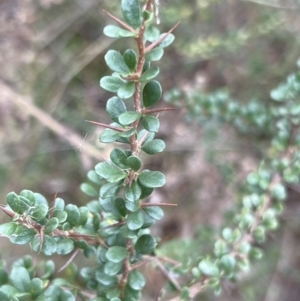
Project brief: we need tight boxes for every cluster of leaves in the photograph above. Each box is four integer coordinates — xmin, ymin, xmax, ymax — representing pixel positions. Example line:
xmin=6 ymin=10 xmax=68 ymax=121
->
xmin=162 ymin=61 xmax=300 ymax=298
xmin=0 ymin=0 xmax=176 ymax=300
xmin=165 ymin=89 xmax=274 ymax=135
xmin=1 ymin=0 xmax=300 ymax=300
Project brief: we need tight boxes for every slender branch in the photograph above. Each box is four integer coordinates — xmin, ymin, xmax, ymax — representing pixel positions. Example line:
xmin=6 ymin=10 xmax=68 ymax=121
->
xmin=57 ymin=249 xmax=80 ymax=273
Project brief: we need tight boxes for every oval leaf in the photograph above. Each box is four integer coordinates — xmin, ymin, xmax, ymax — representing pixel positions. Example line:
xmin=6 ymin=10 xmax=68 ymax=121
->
xmin=95 ymin=162 xmax=127 ymax=183
xmin=135 ymin=234 xmax=157 ymax=254
xmin=65 ymin=204 xmax=80 ymax=227
xmin=127 ymin=210 xmax=144 ymax=230
xmin=121 ymin=0 xmax=141 ymax=28
xmin=145 ymin=47 xmax=164 ymax=61
xmin=104 ymin=50 xmax=130 ymax=75
xmin=125 ymin=181 xmax=142 ymax=202
xmin=138 ymin=170 xmax=166 ymax=188
xmin=56 ymin=238 xmax=74 ymax=255
xmin=126 ymin=155 xmax=142 ymax=171
xmin=118 ymin=82 xmax=135 ymax=99
xmin=80 ymin=183 xmax=98 ymax=197
xmin=106 ymin=246 xmax=128 ymax=263
xmin=110 ymin=148 xmax=128 ymax=169
xmin=106 ymin=97 xmax=127 ymax=123
xmin=128 ymin=270 xmax=145 ymax=290
xmin=142 ymin=139 xmax=165 ymax=154
xmin=143 ymin=81 xmax=162 ymax=107
xmin=123 ymin=49 xmax=137 ymax=71
xmin=118 ymin=111 xmax=141 ymax=125
xmin=143 ymin=206 xmax=164 ymax=220
xmin=100 ymin=76 xmax=124 ymax=93
xmin=140 ymin=67 xmax=160 ymax=82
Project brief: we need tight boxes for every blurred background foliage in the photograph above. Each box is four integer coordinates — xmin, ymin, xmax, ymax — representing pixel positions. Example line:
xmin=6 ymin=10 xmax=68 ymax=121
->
xmin=1 ymin=0 xmax=300 ymax=300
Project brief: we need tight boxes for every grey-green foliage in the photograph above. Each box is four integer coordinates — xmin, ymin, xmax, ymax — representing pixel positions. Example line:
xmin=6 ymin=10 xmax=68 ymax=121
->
xmin=0 ymin=0 xmax=173 ymax=300
xmin=164 ymin=61 xmax=300 ymax=296
xmin=0 ymin=0 xmax=300 ymax=300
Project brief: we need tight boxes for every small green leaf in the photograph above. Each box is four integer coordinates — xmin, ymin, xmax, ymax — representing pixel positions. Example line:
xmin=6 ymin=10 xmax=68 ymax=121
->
xmin=32 ymin=235 xmax=57 ymax=256
xmin=271 ymin=184 xmax=286 ymax=201
xmin=103 ymin=25 xmax=123 ymax=38
xmin=128 ymin=270 xmax=145 ymax=290
xmin=106 ymin=246 xmax=128 ymax=263
xmin=54 ymin=198 xmax=65 ymax=211
xmin=19 ymin=190 xmax=36 ymax=206
xmin=6 ymin=192 xmax=29 ymax=215
xmin=121 ymin=0 xmax=141 ymax=29
xmin=198 ymin=259 xmax=219 ymax=277
xmin=110 ymin=148 xmax=129 ymax=169
xmin=100 ymin=76 xmax=124 ymax=93
xmin=107 ymin=97 xmax=127 ymax=123
xmin=95 ymin=162 xmax=127 ymax=183
xmin=29 ymin=278 xmax=44 ymax=298
xmin=126 ymin=155 xmax=142 ymax=171
xmin=138 ymin=170 xmax=166 ymax=188
xmin=87 ymin=170 xmax=102 ymax=185
xmin=80 ymin=183 xmax=98 ymax=197
xmin=123 ymin=49 xmax=137 ymax=71
xmin=219 ymin=254 xmax=236 ymax=273
xmin=222 ymin=228 xmax=233 ymax=242
xmin=105 ymin=50 xmax=130 ymax=75
xmin=125 ymin=199 xmax=140 ymax=212
xmin=65 ymin=204 xmax=80 ymax=227
xmin=142 ymin=139 xmax=165 ymax=154
xmin=53 ymin=210 xmax=67 ymax=223
xmin=33 ymin=193 xmax=48 ymax=206
xmin=9 ymin=225 xmax=36 ymax=245
xmin=158 ymin=33 xmax=175 ymax=48
xmin=145 ymin=47 xmax=164 ymax=61
xmin=10 ymin=267 xmax=30 ymax=292
xmin=0 ymin=285 xmax=18 ymax=298
xmin=79 ymin=207 xmax=89 ymax=226
xmin=118 ymin=82 xmax=135 ymax=99
xmin=30 ymin=203 xmax=48 ymax=221
xmin=103 ymin=25 xmax=137 ymax=38
xmin=135 ymin=234 xmax=157 ymax=254
xmin=125 ymin=181 xmax=142 ymax=202
xmin=142 ymin=116 xmax=160 ymax=132
xmin=127 ymin=210 xmax=144 ymax=230
xmin=143 ymin=81 xmax=162 ymax=107
xmin=144 ymin=25 xmax=160 ymax=42
xmin=141 ymin=211 xmax=156 ymax=229
xmin=95 ymin=269 xmax=118 ymax=288
xmin=140 ymin=186 xmax=153 ymax=199
xmin=143 ymin=206 xmax=164 ymax=220
xmin=99 ymin=129 xmax=120 ymax=143
xmin=140 ymin=67 xmax=160 ymax=82
xmin=100 ymin=182 xmax=121 ymax=199
xmin=118 ymin=111 xmax=141 ymax=125
xmin=104 ymin=261 xmax=123 ymax=276
xmin=0 ymin=223 xmax=17 ymax=237
xmin=44 ymin=218 xmax=59 ymax=234
xmin=56 ymin=238 xmax=74 ymax=255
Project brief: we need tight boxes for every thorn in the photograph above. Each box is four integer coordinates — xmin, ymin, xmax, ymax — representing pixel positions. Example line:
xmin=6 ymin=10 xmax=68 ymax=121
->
xmin=145 ymin=21 xmax=180 ymax=53
xmin=103 ymin=10 xmax=136 ymax=33
xmin=142 ymin=107 xmax=177 ymax=114
xmin=85 ymin=120 xmax=127 ymax=132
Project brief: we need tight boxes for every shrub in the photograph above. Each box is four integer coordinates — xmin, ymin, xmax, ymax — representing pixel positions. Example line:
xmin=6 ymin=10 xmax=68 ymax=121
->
xmin=1 ymin=0 xmax=300 ymax=300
